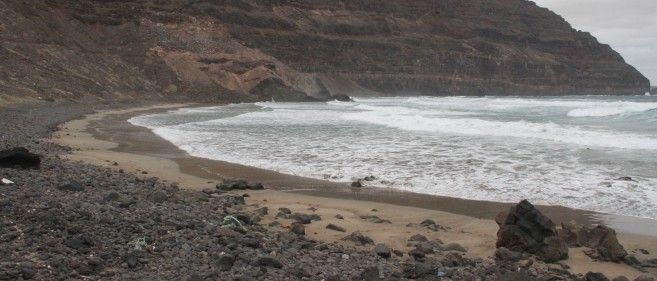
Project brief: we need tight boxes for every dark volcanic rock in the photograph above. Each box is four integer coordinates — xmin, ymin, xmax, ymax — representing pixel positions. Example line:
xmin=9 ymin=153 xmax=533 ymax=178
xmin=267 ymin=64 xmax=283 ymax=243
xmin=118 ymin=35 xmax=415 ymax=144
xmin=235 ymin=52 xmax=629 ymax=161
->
xmin=290 ymin=213 xmax=313 ymax=224
xmin=331 ymin=95 xmax=353 ymax=102
xmin=342 ymin=231 xmax=374 ymax=246
xmin=443 ymin=243 xmax=467 ymax=252
xmin=496 ymin=200 xmax=568 ymax=262
xmin=586 ymin=272 xmax=610 ymax=281
xmin=360 ymin=215 xmax=391 ymax=224
xmin=57 ymin=180 xmax=85 ymax=192
xmin=216 ymin=179 xmax=264 ymax=191
xmin=215 ymin=253 xmax=235 ymax=271
xmin=616 ymin=176 xmax=636 ymax=182
xmin=358 ymin=266 xmax=380 ymax=281
xmin=326 ymin=223 xmax=346 ymax=232
xmin=350 ymin=180 xmax=363 ymax=188
xmin=578 ymin=225 xmax=627 ymax=262
xmin=559 ymin=220 xmax=580 ymax=247
xmin=64 ymin=235 xmax=93 ymax=250
xmin=0 ymin=148 xmax=40 ymax=169
xmin=558 ymin=221 xmax=627 ymax=262
xmin=290 ymin=223 xmax=305 ymax=236
xmin=374 ymin=244 xmax=391 ymax=258
xmin=257 ymin=256 xmax=283 ymax=269
xmin=408 ymin=234 xmax=428 ymax=242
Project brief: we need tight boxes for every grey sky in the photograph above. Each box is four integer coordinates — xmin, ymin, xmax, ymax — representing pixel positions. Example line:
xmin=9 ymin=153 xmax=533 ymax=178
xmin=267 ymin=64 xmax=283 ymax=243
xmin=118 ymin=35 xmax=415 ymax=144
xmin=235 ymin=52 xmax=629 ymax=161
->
xmin=533 ymin=0 xmax=657 ymax=85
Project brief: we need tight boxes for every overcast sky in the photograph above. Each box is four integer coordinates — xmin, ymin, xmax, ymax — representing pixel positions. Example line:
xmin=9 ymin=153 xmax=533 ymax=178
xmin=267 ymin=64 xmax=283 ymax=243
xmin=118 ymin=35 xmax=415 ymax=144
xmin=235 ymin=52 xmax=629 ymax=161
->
xmin=533 ymin=0 xmax=656 ymax=85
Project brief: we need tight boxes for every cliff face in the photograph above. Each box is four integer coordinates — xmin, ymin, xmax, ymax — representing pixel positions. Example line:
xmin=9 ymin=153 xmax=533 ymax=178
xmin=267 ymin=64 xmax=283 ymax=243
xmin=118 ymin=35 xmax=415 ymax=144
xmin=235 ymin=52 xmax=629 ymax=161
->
xmin=0 ymin=0 xmax=650 ymax=104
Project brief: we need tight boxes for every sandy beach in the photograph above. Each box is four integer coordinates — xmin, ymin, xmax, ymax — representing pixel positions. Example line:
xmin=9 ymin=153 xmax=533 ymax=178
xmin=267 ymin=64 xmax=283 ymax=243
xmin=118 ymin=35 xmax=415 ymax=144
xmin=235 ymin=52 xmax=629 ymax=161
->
xmin=50 ymin=104 xmax=657 ymax=279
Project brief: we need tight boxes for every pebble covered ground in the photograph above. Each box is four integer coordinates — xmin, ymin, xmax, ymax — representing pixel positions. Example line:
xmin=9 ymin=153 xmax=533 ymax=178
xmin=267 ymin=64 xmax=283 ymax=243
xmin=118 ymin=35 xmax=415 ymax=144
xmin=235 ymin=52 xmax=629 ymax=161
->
xmin=0 ymin=103 xmax=617 ymax=280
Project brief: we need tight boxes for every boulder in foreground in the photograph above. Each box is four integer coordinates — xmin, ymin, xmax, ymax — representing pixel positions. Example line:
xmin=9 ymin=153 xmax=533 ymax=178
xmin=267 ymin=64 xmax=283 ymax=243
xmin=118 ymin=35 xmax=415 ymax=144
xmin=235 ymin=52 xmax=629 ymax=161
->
xmin=496 ymin=200 xmax=568 ymax=262
xmin=558 ymin=221 xmax=628 ymax=262
xmin=0 ymin=147 xmax=41 ymax=169
xmin=578 ymin=225 xmax=628 ymax=262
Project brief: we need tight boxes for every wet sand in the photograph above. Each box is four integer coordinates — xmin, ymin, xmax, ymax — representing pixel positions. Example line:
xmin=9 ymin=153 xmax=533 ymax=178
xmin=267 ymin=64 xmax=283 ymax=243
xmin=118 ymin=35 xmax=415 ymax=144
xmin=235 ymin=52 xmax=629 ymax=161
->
xmin=51 ymin=104 xmax=657 ymax=278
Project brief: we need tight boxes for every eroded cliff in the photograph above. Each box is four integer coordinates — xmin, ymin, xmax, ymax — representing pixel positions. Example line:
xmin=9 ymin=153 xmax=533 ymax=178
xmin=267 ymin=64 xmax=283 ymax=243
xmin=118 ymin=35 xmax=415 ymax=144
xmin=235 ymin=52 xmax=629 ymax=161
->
xmin=0 ymin=0 xmax=649 ymax=104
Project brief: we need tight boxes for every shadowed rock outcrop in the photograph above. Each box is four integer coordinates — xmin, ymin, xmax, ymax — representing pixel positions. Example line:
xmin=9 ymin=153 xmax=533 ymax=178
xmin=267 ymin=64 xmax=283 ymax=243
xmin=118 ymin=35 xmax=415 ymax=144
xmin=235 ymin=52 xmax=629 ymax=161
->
xmin=0 ymin=148 xmax=41 ymax=169
xmin=559 ymin=222 xmax=628 ymax=262
xmin=496 ymin=200 xmax=568 ymax=262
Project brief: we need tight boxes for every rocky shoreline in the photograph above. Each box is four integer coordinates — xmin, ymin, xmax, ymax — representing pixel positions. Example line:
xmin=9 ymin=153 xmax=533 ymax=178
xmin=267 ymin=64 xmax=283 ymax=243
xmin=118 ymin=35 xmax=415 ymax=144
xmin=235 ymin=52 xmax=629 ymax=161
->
xmin=1 ymin=103 xmax=656 ymax=280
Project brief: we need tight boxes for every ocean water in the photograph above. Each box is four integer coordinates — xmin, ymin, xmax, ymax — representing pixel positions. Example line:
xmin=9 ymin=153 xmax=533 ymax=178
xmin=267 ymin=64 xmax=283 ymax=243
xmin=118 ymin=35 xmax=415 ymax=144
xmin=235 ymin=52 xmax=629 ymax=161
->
xmin=129 ymin=96 xmax=657 ymax=219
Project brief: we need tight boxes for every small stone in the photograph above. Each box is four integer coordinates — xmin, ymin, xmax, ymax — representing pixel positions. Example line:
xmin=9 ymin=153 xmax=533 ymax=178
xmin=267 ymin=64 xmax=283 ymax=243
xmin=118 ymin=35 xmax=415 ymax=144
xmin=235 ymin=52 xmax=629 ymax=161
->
xmin=88 ymin=256 xmax=103 ymax=267
xmin=408 ymin=248 xmax=426 ymax=260
xmin=335 ymin=214 xmax=344 ymax=219
xmin=254 ymin=207 xmax=268 ymax=216
xmin=290 ymin=213 xmax=312 ymax=224
xmin=150 ymin=191 xmax=168 ymax=203
xmin=342 ymin=231 xmax=374 ymax=245
xmin=408 ymin=234 xmax=428 ymax=242
xmin=374 ymin=243 xmax=391 ymax=258
xmin=64 ymin=236 xmax=92 ymax=250
xmin=443 ymin=242 xmax=467 ymax=252
xmin=326 ymin=223 xmax=346 ymax=232
xmin=495 ymin=247 xmax=522 ymax=261
xmin=202 ymin=188 xmax=216 ymax=195
xmin=585 ymin=272 xmax=610 ymax=281
xmin=125 ymin=252 xmax=139 ymax=269
xmin=290 ymin=223 xmax=305 ymax=236
xmin=358 ymin=266 xmax=380 ymax=281
xmin=403 ymin=262 xmax=433 ymax=279
xmin=216 ymin=253 xmax=235 ymax=271
xmin=257 ymin=256 xmax=283 ymax=268
xmin=20 ymin=263 xmax=35 ymax=279
xmin=117 ymin=197 xmax=136 ymax=208
xmin=103 ymin=192 xmax=120 ymax=202
xmin=57 ymin=180 xmax=85 ymax=192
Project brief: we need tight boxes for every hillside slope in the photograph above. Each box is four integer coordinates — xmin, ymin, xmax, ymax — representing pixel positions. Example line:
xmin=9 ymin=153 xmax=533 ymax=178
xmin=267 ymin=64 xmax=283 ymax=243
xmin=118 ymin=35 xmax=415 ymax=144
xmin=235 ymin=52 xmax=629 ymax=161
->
xmin=0 ymin=0 xmax=650 ymax=104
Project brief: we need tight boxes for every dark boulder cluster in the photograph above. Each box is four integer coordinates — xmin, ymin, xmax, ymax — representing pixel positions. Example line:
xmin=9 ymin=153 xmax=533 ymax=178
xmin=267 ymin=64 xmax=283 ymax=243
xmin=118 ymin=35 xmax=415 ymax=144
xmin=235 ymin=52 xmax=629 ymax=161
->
xmin=216 ymin=179 xmax=264 ymax=191
xmin=496 ymin=200 xmax=569 ymax=262
xmin=406 ymin=219 xmax=446 ymax=232
xmin=559 ymin=220 xmax=647 ymax=268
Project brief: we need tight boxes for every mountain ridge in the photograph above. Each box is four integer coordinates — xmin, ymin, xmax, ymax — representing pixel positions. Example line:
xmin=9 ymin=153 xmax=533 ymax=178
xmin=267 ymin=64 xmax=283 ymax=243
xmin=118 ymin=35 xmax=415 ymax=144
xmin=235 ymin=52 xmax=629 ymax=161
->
xmin=0 ymin=0 xmax=649 ymax=104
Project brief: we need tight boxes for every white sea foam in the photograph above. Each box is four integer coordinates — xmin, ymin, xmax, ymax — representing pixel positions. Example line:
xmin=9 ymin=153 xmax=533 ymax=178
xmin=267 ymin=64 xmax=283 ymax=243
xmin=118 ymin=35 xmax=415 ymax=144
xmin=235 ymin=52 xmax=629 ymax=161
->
xmin=343 ymin=105 xmax=657 ymax=150
xmin=362 ymin=96 xmax=657 ymax=117
xmin=129 ymin=96 xmax=657 ymax=219
xmin=567 ymin=103 xmax=657 ymax=117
